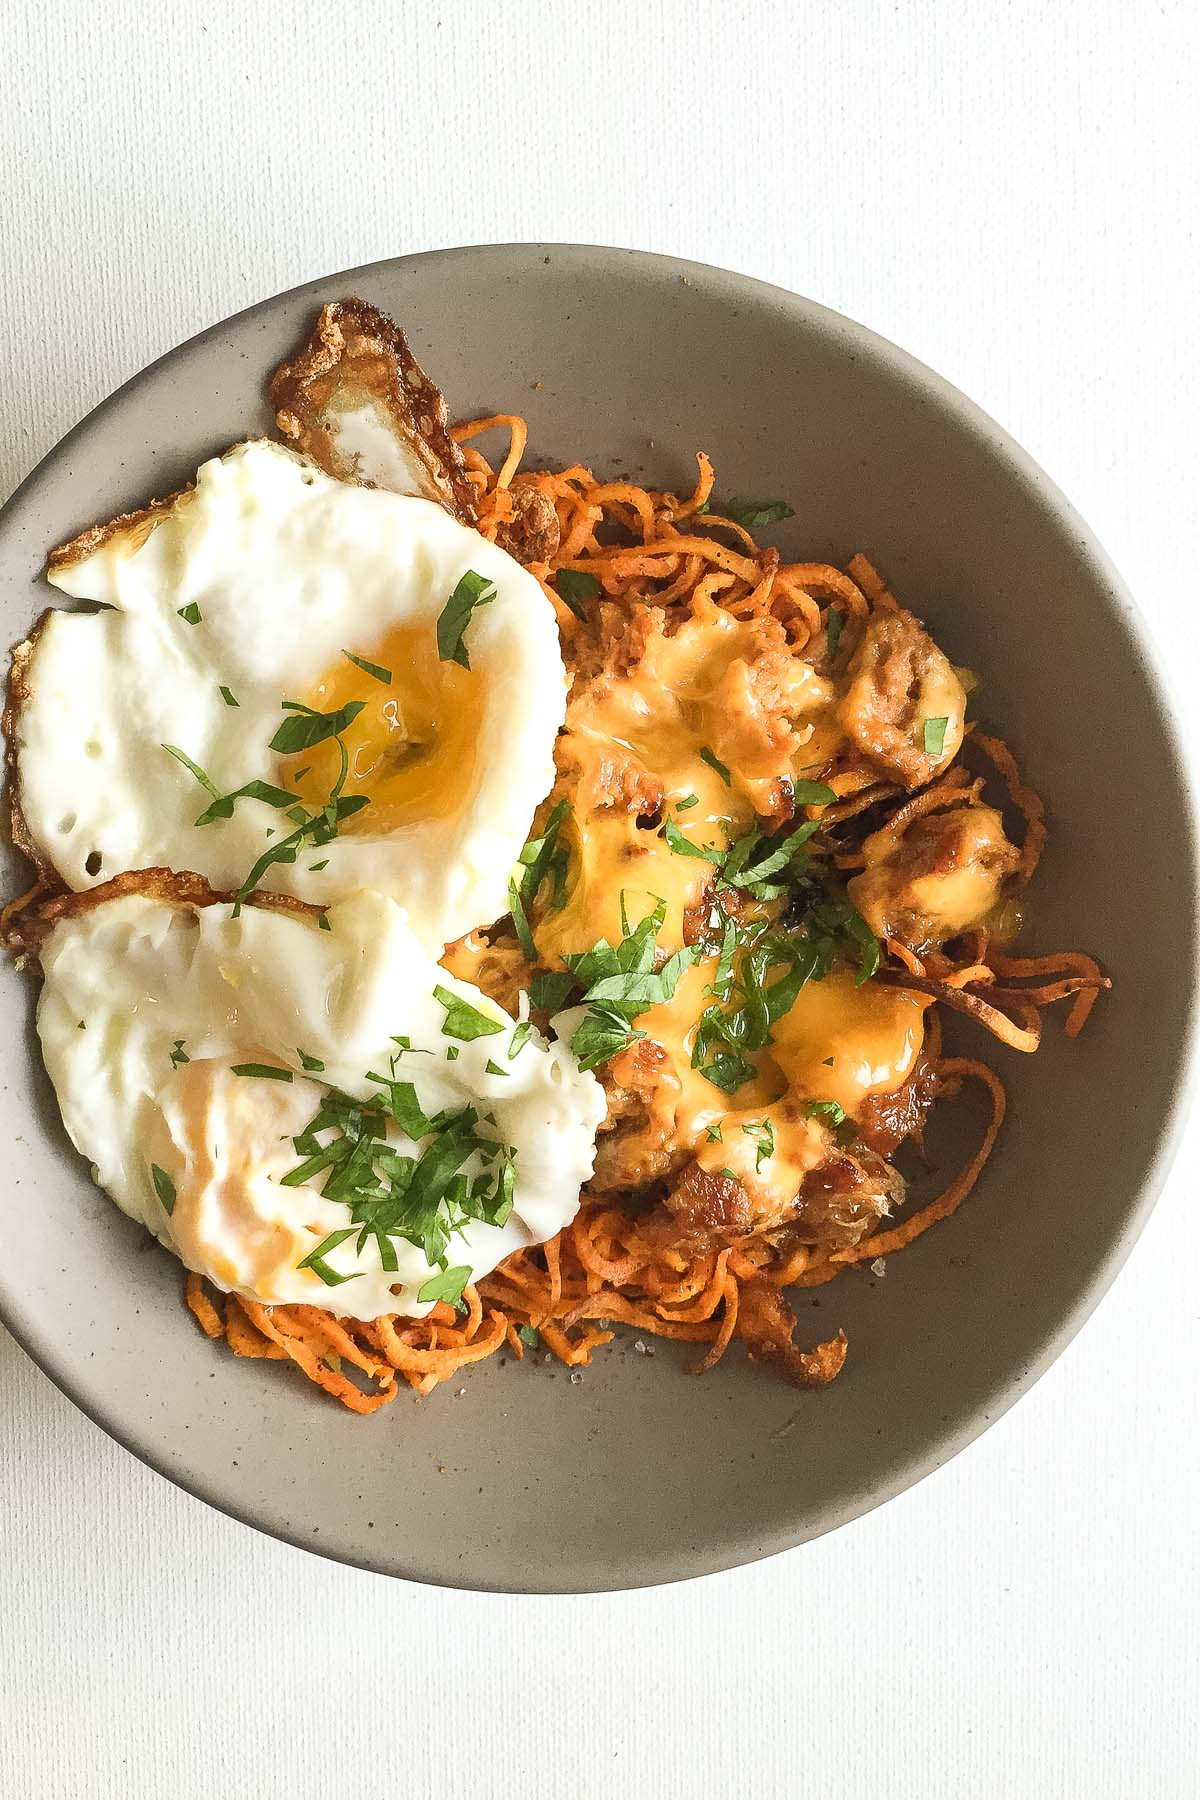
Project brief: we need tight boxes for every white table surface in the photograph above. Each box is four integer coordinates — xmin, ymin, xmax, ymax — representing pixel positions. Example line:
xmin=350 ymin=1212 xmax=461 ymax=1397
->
xmin=2 ymin=2 xmax=1197 ymax=1794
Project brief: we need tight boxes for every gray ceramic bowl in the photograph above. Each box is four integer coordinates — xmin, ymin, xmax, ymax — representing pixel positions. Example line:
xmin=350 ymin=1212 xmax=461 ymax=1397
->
xmin=1 ymin=247 xmax=1195 ymax=1591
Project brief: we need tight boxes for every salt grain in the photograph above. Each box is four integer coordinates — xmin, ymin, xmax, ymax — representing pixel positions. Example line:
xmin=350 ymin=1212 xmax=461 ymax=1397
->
xmin=569 ymin=1370 xmax=583 ymax=1385
xmin=871 ymin=1257 xmax=887 ymax=1277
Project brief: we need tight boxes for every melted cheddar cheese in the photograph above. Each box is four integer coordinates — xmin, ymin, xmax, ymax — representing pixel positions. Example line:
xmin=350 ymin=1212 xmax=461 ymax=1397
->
xmin=536 ymin=605 xmax=839 ymax=961
xmin=769 ymin=971 xmax=929 ymax=1115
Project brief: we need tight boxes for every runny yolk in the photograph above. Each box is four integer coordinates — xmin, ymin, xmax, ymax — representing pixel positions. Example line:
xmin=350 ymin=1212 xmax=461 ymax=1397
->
xmin=281 ymin=626 xmax=483 ymax=832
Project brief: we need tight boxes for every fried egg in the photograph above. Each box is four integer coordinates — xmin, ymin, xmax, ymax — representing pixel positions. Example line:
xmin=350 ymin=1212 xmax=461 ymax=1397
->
xmin=14 ymin=440 xmax=566 ymax=947
xmin=36 ymin=886 xmax=605 ymax=1317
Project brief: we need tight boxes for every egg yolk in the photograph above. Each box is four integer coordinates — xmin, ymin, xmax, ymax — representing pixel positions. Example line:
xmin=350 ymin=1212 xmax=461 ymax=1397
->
xmin=282 ymin=626 xmax=483 ymax=831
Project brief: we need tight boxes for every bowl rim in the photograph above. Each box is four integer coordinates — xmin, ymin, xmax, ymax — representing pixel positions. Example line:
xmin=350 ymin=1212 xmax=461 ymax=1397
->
xmin=2 ymin=242 xmax=1198 ymax=1590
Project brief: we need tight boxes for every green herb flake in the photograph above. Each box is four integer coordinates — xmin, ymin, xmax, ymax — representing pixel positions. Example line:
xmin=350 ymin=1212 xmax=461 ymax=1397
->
xmin=825 ymin=608 xmax=844 ymax=660
xmin=507 ymin=877 xmax=537 ymax=962
xmin=150 ymin=1163 xmax=176 ymax=1216
xmin=418 ymin=1265 xmax=472 ymax=1308
xmin=699 ymin=745 xmax=732 ymax=785
xmin=309 ymin=859 xmax=329 ymax=872
xmin=516 ymin=1323 xmax=541 ymax=1349
xmin=791 ymin=779 xmax=838 ymax=807
xmin=530 ymin=970 xmax=576 ymax=1012
xmin=269 ymin=699 xmax=366 ymax=756
xmin=192 ymin=778 xmax=302 ymax=829
xmin=317 ymin=913 xmax=331 ymax=931
xmin=169 ymin=1039 xmax=189 ymax=1068
xmin=445 ymin=1045 xmax=460 ymax=1061
xmin=923 ymin=715 xmax=949 ymax=757
xmin=508 ymin=1020 xmax=534 ymax=1060
xmin=675 ymin=793 xmax=700 ymax=812
xmin=343 ymin=650 xmax=392 ymax=685
xmin=162 ymin=743 xmax=222 ymax=802
xmin=663 ymin=818 xmax=724 ymax=863
xmin=722 ymin=498 xmax=795 ymax=529
xmin=509 ymin=799 xmax=572 ymax=945
xmin=434 ymin=985 xmax=504 ymax=1042
xmin=218 ymin=685 xmax=239 ymax=708
xmin=484 ymin=1059 xmax=509 ymax=1078
xmin=742 ymin=1118 xmax=775 ymax=1169
xmin=297 ymin=1049 xmax=325 ymax=1073
xmin=298 ymin=1228 xmax=361 ymax=1287
xmin=176 ymin=601 xmax=203 ymax=625
xmin=437 ymin=570 xmax=496 ymax=669
xmin=554 ymin=568 xmax=601 ymax=618
xmin=705 ymin=1122 xmax=723 ymax=1143
xmin=804 ymin=1099 xmax=847 ymax=1125
xmin=230 ymin=1062 xmax=293 ymax=1082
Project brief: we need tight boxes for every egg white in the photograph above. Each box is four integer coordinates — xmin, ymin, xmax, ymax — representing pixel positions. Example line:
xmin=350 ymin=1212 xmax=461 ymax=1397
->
xmin=36 ymin=888 xmax=605 ymax=1318
xmin=16 ymin=440 xmax=567 ymax=948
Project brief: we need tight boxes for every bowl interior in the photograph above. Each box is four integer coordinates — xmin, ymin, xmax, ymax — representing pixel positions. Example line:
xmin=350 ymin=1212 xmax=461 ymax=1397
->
xmin=0 ymin=245 xmax=1194 ymax=1591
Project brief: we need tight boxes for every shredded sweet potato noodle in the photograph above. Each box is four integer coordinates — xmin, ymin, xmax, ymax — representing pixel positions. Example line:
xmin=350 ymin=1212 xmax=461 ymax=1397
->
xmin=184 ymin=421 xmax=1108 ymax=1412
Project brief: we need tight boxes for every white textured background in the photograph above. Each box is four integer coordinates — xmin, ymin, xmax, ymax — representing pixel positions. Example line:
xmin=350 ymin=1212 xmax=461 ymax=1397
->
xmin=2 ymin=3 xmax=1198 ymax=1795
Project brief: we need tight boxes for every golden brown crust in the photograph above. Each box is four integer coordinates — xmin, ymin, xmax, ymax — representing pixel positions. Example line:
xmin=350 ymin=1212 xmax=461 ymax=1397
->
xmin=46 ymin=478 xmax=196 ymax=575
xmin=3 ymin=623 xmax=58 ymax=888
xmin=3 ymin=866 xmax=323 ymax=956
xmin=268 ymin=298 xmax=478 ymax=522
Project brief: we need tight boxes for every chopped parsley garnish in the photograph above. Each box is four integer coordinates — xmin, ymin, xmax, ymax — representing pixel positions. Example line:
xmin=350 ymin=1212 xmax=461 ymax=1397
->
xmin=690 ymin=900 xmax=880 ymax=1094
xmin=484 ymin=1059 xmax=509 ymax=1077
xmin=219 ymin=685 xmax=239 ymax=708
xmin=508 ymin=1020 xmax=534 ymax=1060
xmin=343 ymin=650 xmax=392 ymax=685
xmin=165 ymin=695 xmax=371 ymax=911
xmin=419 ymin=1265 xmax=472 ymax=1308
xmin=309 ymin=859 xmax=329 ymax=872
xmin=433 ymin=985 xmax=504 ymax=1042
xmin=230 ymin=1062 xmax=293 ymax=1081
xmin=297 ymin=1228 xmax=361 ymax=1286
xmin=150 ymin=1163 xmax=176 ymax=1216
xmin=235 ymin=702 xmax=370 ymax=911
xmin=668 ymin=816 xmax=822 ymax=902
xmin=675 ymin=793 xmax=700 ymax=812
xmin=923 ymin=715 xmax=949 ymax=757
xmin=804 ymin=1099 xmax=847 ymax=1125
xmin=192 ymin=779 xmax=302 ymax=828
xmin=269 ymin=699 xmax=365 ymax=756
xmin=516 ymin=1323 xmax=541 ymax=1348
xmin=742 ymin=1118 xmax=775 ymax=1169
xmin=445 ymin=1046 xmax=460 ymax=1062
xmin=297 ymin=1049 xmax=325 ymax=1072
xmin=508 ymin=798 xmax=572 ymax=952
xmin=792 ymin=779 xmax=838 ymax=807
xmin=825 ymin=608 xmax=844 ymax=660
xmin=317 ymin=912 xmax=331 ymax=931
xmin=530 ymin=970 xmax=575 ymax=1012
xmin=662 ymin=818 xmax=724 ymax=863
xmin=554 ymin=568 xmax=601 ymax=618
xmin=721 ymin=498 xmax=795 ymax=529
xmin=169 ymin=1039 xmax=189 ymax=1068
xmin=177 ymin=602 xmax=203 ymax=625
xmin=162 ymin=743 xmax=222 ymax=802
xmin=282 ymin=1058 xmax=517 ymax=1289
xmin=437 ymin=569 xmax=496 ymax=670
xmin=705 ymin=1122 xmax=723 ymax=1143
xmin=534 ymin=898 xmax=696 ymax=1072
xmin=699 ymin=745 xmax=731 ymax=785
